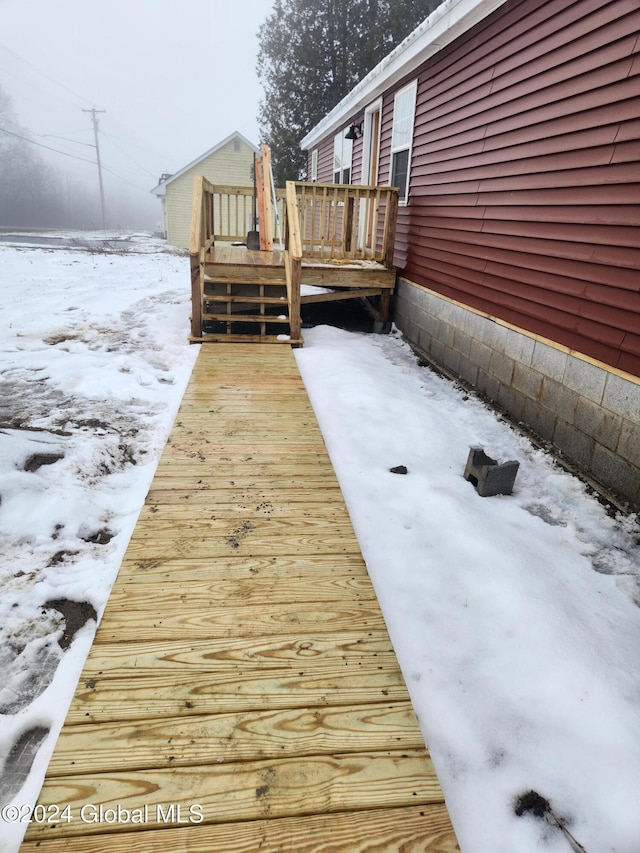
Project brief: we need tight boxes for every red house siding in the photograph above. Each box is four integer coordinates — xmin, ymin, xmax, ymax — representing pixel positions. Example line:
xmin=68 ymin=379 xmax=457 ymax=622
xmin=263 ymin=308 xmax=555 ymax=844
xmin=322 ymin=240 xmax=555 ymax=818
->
xmin=307 ymin=0 xmax=640 ymax=376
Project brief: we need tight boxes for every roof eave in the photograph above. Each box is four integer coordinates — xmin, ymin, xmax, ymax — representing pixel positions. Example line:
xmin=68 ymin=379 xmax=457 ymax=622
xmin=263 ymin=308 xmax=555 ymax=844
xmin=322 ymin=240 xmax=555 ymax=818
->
xmin=156 ymin=131 xmax=261 ymax=189
xmin=300 ymin=0 xmax=508 ymax=150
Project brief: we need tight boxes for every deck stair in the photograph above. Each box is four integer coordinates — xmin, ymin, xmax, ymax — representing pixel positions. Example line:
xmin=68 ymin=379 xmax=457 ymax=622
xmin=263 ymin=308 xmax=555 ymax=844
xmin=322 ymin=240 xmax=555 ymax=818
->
xmin=189 ymin=176 xmax=399 ymax=345
xmin=201 ymin=258 xmax=291 ymax=343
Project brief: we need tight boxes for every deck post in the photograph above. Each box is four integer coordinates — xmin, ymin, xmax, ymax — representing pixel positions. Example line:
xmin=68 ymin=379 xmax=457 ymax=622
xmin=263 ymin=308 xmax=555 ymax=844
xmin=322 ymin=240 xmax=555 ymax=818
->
xmin=189 ymin=251 xmax=203 ymax=340
xmin=189 ymin=175 xmax=207 ymax=341
xmin=285 ymin=181 xmax=302 ymax=342
xmin=382 ymin=188 xmax=399 ymax=268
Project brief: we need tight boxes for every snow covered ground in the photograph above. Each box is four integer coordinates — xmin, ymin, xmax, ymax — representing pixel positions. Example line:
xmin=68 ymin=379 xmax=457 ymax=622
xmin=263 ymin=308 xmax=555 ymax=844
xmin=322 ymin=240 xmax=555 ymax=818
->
xmin=1 ymin=238 xmax=639 ymax=852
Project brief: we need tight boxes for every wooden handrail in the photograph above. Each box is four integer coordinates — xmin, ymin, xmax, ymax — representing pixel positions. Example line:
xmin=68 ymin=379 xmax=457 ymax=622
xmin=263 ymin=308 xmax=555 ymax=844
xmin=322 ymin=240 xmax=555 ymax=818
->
xmin=290 ymin=181 xmax=399 ymax=264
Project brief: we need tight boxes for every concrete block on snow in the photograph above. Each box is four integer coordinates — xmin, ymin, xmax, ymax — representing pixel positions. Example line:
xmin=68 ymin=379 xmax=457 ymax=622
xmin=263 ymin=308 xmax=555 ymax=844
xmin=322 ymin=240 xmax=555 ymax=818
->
xmin=464 ymin=446 xmax=520 ymax=497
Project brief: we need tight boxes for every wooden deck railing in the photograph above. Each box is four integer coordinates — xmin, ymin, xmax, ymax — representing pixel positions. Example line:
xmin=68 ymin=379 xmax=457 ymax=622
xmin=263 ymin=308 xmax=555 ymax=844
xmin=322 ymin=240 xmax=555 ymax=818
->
xmin=189 ymin=176 xmax=287 ymax=338
xmin=189 ymin=176 xmax=399 ymax=342
xmin=189 ymin=178 xmax=285 ymax=246
xmin=289 ymin=181 xmax=399 ymax=266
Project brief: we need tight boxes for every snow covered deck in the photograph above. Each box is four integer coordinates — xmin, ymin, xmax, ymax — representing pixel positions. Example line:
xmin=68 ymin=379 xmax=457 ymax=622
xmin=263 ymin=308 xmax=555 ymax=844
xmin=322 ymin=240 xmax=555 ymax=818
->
xmin=22 ymin=344 xmax=458 ymax=852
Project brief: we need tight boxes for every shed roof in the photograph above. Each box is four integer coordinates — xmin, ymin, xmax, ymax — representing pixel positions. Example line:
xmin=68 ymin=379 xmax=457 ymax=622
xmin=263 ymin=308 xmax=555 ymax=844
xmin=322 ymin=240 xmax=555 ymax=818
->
xmin=151 ymin=131 xmax=260 ymax=196
xmin=300 ymin=0 xmax=508 ymax=150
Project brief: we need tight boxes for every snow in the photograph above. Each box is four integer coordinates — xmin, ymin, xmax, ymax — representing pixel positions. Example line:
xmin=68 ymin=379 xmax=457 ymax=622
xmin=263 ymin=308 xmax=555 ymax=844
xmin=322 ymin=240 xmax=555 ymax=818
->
xmin=0 ymin=236 xmax=199 ymax=852
xmin=1 ymin=239 xmax=639 ymax=852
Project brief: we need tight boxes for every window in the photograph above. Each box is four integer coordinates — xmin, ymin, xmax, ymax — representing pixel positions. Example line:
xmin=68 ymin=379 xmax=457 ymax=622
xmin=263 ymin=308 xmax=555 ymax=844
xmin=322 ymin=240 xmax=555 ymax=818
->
xmin=311 ymin=149 xmax=318 ymax=182
xmin=391 ymin=81 xmax=417 ymax=203
xmin=233 ymin=139 xmax=241 ymax=153
xmin=333 ymin=132 xmax=353 ymax=184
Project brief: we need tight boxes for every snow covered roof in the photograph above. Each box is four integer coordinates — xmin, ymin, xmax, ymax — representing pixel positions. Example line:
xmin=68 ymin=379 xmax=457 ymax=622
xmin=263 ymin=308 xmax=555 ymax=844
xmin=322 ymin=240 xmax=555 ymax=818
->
xmin=300 ymin=0 xmax=508 ymax=150
xmin=150 ymin=131 xmax=260 ymax=196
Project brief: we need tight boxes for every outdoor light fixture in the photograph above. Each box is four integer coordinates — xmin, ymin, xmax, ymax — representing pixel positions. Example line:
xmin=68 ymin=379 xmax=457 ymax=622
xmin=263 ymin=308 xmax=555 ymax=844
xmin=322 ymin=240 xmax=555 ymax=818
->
xmin=345 ymin=122 xmax=363 ymax=140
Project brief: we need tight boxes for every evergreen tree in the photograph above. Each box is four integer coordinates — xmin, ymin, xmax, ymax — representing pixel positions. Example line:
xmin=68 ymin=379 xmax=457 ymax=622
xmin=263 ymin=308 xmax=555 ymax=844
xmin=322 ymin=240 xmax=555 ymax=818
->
xmin=257 ymin=0 xmax=441 ymax=184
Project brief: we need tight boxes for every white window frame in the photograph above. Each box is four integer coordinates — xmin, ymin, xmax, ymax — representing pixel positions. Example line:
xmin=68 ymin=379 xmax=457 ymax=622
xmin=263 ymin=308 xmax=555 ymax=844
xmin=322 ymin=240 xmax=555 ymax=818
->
xmin=391 ymin=80 xmax=417 ymax=204
xmin=333 ymin=132 xmax=353 ymax=184
xmin=361 ymin=98 xmax=383 ymax=188
xmin=311 ymin=149 xmax=318 ymax=181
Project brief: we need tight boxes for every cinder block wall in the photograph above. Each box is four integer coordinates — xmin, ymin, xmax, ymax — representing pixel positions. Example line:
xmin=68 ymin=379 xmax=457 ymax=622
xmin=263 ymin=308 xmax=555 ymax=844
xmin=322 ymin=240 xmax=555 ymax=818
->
xmin=394 ymin=279 xmax=640 ymax=511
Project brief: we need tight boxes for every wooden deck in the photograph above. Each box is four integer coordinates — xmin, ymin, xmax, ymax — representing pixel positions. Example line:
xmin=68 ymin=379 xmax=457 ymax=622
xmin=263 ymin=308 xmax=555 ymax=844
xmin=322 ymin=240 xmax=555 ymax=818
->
xmin=190 ymin=180 xmax=399 ymax=344
xmin=22 ymin=345 xmax=459 ymax=852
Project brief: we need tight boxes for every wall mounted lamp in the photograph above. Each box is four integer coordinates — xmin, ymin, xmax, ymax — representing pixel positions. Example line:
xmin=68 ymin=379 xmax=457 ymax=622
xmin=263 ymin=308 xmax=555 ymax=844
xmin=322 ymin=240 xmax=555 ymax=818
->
xmin=345 ymin=122 xmax=363 ymax=140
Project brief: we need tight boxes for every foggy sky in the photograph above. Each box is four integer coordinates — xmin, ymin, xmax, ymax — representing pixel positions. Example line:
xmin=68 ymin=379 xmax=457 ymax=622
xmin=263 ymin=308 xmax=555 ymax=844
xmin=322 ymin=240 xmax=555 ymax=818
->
xmin=0 ymin=0 xmax=273 ymax=228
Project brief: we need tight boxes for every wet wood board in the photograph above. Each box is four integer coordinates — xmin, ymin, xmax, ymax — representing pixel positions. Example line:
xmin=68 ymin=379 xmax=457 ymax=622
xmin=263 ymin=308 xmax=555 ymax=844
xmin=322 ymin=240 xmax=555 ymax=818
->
xmin=23 ymin=344 xmax=459 ymax=852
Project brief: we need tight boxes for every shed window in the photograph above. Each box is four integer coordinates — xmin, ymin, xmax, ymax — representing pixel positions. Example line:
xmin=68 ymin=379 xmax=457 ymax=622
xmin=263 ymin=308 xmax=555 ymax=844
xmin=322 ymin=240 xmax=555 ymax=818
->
xmin=333 ymin=132 xmax=353 ymax=184
xmin=233 ymin=139 xmax=241 ymax=153
xmin=311 ymin=149 xmax=318 ymax=181
xmin=391 ymin=81 xmax=417 ymax=203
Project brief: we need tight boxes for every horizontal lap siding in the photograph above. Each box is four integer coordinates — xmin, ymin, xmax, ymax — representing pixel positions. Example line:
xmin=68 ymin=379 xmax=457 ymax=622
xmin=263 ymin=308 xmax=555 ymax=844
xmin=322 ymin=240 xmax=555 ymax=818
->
xmin=394 ymin=0 xmax=640 ymax=375
xmin=309 ymin=121 xmax=364 ymax=184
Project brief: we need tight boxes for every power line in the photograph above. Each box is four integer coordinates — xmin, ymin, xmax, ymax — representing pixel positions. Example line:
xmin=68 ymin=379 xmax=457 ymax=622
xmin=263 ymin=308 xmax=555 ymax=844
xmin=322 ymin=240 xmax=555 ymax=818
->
xmin=100 ymin=130 xmax=159 ymax=179
xmin=100 ymin=163 xmax=154 ymax=193
xmin=40 ymin=133 xmax=95 ymax=148
xmin=0 ymin=39 xmax=98 ymax=108
xmin=1 ymin=122 xmax=153 ymax=196
xmin=0 ymin=124 xmax=97 ymax=165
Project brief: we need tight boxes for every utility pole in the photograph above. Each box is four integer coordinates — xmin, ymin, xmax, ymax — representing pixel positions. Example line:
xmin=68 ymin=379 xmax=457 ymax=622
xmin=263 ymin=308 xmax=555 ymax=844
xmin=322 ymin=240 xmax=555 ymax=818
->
xmin=82 ymin=108 xmax=107 ymax=229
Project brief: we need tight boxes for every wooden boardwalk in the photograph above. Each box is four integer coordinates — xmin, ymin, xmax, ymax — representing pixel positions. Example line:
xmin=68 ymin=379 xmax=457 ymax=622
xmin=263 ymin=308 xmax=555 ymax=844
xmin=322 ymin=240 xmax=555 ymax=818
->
xmin=22 ymin=345 xmax=459 ymax=852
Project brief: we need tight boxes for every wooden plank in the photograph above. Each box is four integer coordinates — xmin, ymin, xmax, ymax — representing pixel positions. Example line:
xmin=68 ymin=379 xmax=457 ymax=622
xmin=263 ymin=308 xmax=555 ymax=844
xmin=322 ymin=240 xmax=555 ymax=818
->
xmin=121 ymin=529 xmax=365 ymax=562
xmin=136 ymin=510 xmax=348 ymax=530
xmin=147 ymin=474 xmax=343 ymax=491
xmin=194 ymin=335 xmax=303 ymax=345
xmin=47 ymin=702 xmax=423 ymax=775
xmin=20 ymin=804 xmax=460 ymax=852
xmin=255 ymin=156 xmax=268 ymax=251
xmin=79 ymin=631 xmax=395 ymax=675
xmin=160 ymin=440 xmax=332 ymax=455
xmin=300 ymin=287 xmax=384 ymax=304
xmin=167 ymin=430 xmax=325 ymax=442
xmin=136 ymin=504 xmax=355 ymax=525
xmin=261 ymin=144 xmax=274 ymax=251
xmin=94 ymin=601 xmax=386 ymax=643
xmin=128 ymin=515 xmax=365 ymax=539
xmin=106 ymin=576 xmax=378 ymax=611
xmin=300 ymin=266 xmax=395 ymax=288
xmin=157 ymin=444 xmax=334 ymax=458
xmin=202 ymin=295 xmax=288 ymax=305
xmin=141 ymin=487 xmax=348 ymax=506
xmin=201 ymin=313 xmax=290 ymax=324
xmin=149 ymin=462 xmax=339 ymax=479
xmin=66 ymin=665 xmax=411 ymax=724
xmin=118 ymin=554 xmax=368 ymax=581
xmin=189 ymin=175 xmax=205 ymax=256
xmin=143 ymin=488 xmax=344 ymax=505
xmin=25 ymin=750 xmax=442 ymax=839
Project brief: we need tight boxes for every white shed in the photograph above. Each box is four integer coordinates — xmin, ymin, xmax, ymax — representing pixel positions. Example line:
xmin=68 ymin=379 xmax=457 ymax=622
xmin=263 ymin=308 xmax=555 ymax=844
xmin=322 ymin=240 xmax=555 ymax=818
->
xmin=151 ymin=131 xmax=260 ymax=248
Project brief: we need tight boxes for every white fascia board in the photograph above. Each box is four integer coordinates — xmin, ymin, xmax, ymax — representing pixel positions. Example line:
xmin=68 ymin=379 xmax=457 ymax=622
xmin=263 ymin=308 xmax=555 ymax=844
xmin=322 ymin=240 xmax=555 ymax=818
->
xmin=155 ymin=131 xmax=261 ymax=190
xmin=300 ymin=0 xmax=508 ymax=150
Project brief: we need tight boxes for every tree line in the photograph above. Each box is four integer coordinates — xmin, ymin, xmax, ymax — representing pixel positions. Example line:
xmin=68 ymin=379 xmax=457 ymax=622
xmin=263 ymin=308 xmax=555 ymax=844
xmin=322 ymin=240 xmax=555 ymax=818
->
xmin=257 ymin=0 xmax=441 ymax=185
xmin=0 ymin=84 xmax=104 ymax=229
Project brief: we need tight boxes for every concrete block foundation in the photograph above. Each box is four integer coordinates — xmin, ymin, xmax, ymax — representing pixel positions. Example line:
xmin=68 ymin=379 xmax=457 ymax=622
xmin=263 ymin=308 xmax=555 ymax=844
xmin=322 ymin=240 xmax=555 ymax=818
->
xmin=394 ymin=279 xmax=640 ymax=512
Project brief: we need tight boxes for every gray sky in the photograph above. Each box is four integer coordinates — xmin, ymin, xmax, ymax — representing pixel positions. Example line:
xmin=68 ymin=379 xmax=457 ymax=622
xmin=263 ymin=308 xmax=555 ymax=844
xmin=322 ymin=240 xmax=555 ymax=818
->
xmin=0 ymin=0 xmax=274 ymax=226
